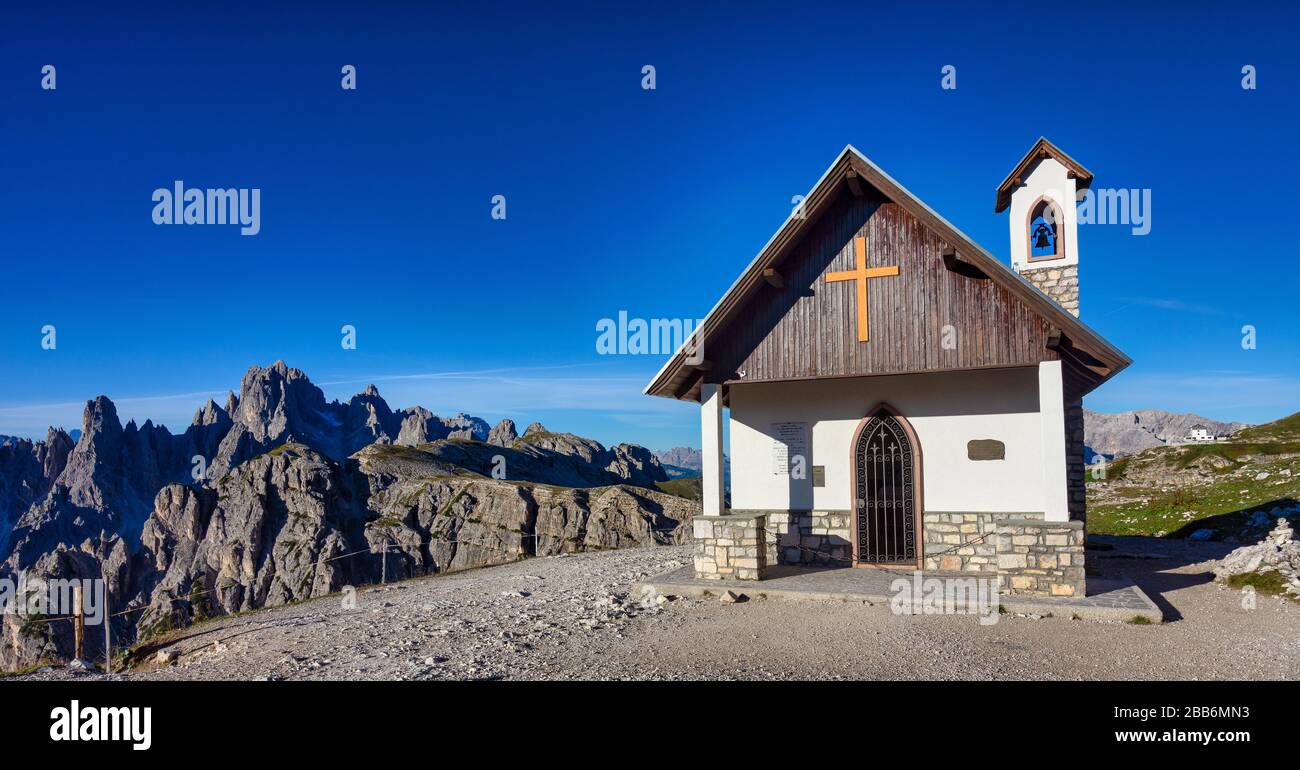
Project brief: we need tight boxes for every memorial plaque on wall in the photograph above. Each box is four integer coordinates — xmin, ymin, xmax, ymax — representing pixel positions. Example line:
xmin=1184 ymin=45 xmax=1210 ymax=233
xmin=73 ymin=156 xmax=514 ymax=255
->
xmin=967 ymin=439 xmax=1006 ymax=461
xmin=771 ymin=421 xmax=807 ymax=475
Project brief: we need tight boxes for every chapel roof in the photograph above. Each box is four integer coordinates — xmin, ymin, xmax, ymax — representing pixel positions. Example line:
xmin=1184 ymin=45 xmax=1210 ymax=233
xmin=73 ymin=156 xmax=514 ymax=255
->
xmin=644 ymin=144 xmax=1130 ymax=403
xmin=994 ymin=137 xmax=1094 ymax=213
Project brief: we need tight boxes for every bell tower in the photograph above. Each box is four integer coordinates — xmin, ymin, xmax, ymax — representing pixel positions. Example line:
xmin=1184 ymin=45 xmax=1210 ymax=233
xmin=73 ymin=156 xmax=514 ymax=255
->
xmin=995 ymin=138 xmax=1092 ymax=317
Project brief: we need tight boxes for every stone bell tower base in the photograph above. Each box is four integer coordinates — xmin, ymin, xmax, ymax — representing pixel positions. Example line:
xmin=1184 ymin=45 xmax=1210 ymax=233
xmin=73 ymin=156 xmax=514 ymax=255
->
xmin=1021 ymin=263 xmax=1079 ymax=317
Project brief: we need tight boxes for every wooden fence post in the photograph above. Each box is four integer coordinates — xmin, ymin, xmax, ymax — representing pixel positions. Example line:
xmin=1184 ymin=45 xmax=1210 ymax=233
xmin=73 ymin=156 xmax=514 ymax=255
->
xmin=72 ymin=584 xmax=84 ymax=661
xmin=103 ymin=581 xmax=112 ymax=674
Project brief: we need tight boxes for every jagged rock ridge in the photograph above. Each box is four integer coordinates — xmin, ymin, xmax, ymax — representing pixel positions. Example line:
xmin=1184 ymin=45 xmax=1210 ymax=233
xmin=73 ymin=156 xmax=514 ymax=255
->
xmin=0 ymin=362 xmax=686 ymax=668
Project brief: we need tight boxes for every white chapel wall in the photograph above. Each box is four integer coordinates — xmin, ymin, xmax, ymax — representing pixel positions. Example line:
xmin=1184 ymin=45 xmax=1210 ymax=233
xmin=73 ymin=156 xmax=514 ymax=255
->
xmin=727 ymin=367 xmax=1045 ymax=514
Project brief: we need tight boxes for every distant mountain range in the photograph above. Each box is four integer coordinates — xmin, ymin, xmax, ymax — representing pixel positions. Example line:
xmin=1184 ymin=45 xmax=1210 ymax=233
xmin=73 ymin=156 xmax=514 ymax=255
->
xmin=0 ymin=361 xmax=694 ymax=668
xmin=1083 ymin=409 xmax=1250 ymax=461
xmin=652 ymin=447 xmax=730 ymax=480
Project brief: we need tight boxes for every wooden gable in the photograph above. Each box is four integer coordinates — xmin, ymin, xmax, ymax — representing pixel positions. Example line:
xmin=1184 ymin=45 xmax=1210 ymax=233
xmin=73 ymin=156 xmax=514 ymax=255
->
xmin=713 ymin=187 xmax=1060 ymax=385
xmin=645 ymin=146 xmax=1130 ymax=403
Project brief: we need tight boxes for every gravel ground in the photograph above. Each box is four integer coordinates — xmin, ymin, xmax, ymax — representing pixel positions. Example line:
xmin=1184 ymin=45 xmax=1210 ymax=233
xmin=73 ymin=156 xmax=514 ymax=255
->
xmin=10 ymin=537 xmax=1299 ymax=681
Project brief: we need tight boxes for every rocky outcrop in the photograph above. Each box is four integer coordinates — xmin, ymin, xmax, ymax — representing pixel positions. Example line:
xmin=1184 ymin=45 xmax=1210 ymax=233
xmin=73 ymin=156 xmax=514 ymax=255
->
xmin=395 ymin=407 xmax=445 ymax=446
xmin=342 ymin=385 xmax=402 ymax=454
xmin=0 ymin=437 xmax=50 ymax=553
xmin=1213 ymin=518 xmax=1300 ymax=599
xmin=5 ymin=398 xmax=182 ymax=569
xmin=133 ymin=446 xmax=368 ymax=637
xmin=605 ymin=444 xmax=666 ymax=485
xmin=416 ymin=431 xmax=669 ymax=488
xmin=0 ymin=534 xmax=132 ymax=668
xmin=487 ymin=419 xmax=518 ymax=448
xmin=357 ymin=444 xmax=694 ymax=582
xmin=441 ymin=413 xmax=489 ymax=441
xmin=181 ymin=401 xmax=231 ymax=474
xmin=395 ymin=409 xmax=492 ymax=446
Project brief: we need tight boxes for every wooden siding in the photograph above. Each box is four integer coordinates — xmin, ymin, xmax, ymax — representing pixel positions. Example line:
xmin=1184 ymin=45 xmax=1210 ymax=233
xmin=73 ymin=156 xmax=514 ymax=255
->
xmin=712 ymin=191 xmax=1060 ymax=384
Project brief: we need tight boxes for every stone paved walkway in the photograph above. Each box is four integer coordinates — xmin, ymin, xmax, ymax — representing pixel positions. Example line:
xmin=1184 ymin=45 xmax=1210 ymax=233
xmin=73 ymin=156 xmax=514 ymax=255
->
xmin=635 ymin=564 xmax=1161 ymax=622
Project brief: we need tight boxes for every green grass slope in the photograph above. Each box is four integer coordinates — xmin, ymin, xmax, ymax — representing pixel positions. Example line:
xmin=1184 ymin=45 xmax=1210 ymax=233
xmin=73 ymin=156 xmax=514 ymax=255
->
xmin=1087 ymin=411 xmax=1300 ymax=538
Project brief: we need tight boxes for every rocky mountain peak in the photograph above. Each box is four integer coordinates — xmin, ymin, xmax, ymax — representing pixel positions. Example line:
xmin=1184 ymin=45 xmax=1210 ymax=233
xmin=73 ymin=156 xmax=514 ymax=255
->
xmin=442 ymin=413 xmax=490 ymax=441
xmin=42 ymin=427 xmax=75 ymax=481
xmin=206 ymin=362 xmax=339 ymax=475
xmin=488 ymin=419 xmax=518 ymax=447
xmin=80 ymin=395 xmax=122 ymax=441
xmin=193 ymin=399 xmax=228 ymax=427
xmin=234 ymin=361 xmax=329 ymax=438
xmin=70 ymin=396 xmax=126 ymax=476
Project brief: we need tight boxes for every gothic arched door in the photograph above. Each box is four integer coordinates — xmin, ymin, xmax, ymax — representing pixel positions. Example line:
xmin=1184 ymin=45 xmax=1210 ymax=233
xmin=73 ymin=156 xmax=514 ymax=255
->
xmin=850 ymin=405 xmax=923 ymax=567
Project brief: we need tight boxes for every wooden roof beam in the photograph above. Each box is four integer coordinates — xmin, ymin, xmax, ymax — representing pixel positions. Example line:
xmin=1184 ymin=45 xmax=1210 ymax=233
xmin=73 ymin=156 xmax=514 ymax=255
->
xmin=845 ymin=169 xmax=865 ymax=197
xmin=1047 ymin=331 xmax=1111 ymax=378
xmin=942 ymin=248 xmax=988 ymax=280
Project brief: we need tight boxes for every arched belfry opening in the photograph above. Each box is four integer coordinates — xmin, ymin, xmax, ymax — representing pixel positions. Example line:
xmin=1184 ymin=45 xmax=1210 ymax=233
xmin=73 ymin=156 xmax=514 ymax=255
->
xmin=1027 ymin=196 xmax=1065 ymax=261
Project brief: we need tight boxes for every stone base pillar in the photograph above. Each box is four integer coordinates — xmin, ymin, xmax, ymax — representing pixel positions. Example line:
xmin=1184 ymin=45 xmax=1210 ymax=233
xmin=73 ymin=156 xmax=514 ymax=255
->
xmin=995 ymin=518 xmax=1086 ymax=597
xmin=1021 ymin=263 xmax=1078 ymax=316
xmin=692 ymin=513 xmax=769 ymax=580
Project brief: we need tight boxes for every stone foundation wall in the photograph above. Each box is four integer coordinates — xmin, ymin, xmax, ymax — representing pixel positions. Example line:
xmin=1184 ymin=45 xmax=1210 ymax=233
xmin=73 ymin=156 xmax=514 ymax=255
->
xmin=995 ymin=518 xmax=1085 ymax=597
xmin=692 ymin=510 xmax=1086 ymax=597
xmin=692 ymin=514 xmax=769 ymax=580
xmin=921 ymin=512 xmax=1044 ymax=574
xmin=1021 ymin=263 xmax=1079 ymax=316
xmin=765 ymin=511 xmax=852 ymax=566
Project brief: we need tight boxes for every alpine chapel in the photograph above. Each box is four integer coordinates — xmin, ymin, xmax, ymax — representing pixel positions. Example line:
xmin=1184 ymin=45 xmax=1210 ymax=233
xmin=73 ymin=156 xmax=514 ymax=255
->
xmin=645 ymin=139 xmax=1130 ymax=597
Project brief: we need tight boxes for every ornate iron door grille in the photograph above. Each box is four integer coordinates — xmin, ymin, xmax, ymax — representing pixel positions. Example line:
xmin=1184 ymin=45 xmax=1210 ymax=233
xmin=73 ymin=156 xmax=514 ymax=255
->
xmin=854 ymin=410 xmax=916 ymax=564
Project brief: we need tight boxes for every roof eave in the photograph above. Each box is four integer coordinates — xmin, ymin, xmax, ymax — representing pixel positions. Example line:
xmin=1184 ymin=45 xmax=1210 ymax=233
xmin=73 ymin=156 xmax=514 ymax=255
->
xmin=994 ymin=137 xmax=1095 ymax=213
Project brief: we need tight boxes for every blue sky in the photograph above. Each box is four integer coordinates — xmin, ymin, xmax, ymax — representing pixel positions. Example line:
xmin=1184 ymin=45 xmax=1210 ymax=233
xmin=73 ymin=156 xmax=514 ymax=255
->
xmin=1 ymin=1 xmax=1297 ymax=449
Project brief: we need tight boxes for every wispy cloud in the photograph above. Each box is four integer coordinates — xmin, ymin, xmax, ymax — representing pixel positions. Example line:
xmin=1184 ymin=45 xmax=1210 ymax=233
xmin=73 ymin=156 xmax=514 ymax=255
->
xmin=1092 ymin=371 xmax=1300 ymax=423
xmin=314 ymin=362 xmax=605 ymax=388
xmin=1102 ymin=296 xmax=1234 ymax=319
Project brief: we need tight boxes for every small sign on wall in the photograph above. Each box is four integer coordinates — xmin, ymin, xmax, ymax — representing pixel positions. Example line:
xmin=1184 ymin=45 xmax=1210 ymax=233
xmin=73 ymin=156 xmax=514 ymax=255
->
xmin=811 ymin=465 xmax=826 ymax=487
xmin=771 ymin=421 xmax=808 ymax=475
xmin=967 ymin=439 xmax=1006 ymax=461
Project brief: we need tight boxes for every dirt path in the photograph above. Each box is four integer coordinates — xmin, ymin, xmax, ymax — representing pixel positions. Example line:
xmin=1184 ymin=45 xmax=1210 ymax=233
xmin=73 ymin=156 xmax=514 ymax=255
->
xmin=11 ymin=538 xmax=1299 ymax=681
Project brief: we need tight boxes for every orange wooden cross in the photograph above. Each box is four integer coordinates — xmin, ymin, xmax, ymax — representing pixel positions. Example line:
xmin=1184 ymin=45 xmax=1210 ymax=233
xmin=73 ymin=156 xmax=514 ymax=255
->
xmin=825 ymin=236 xmax=899 ymax=342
